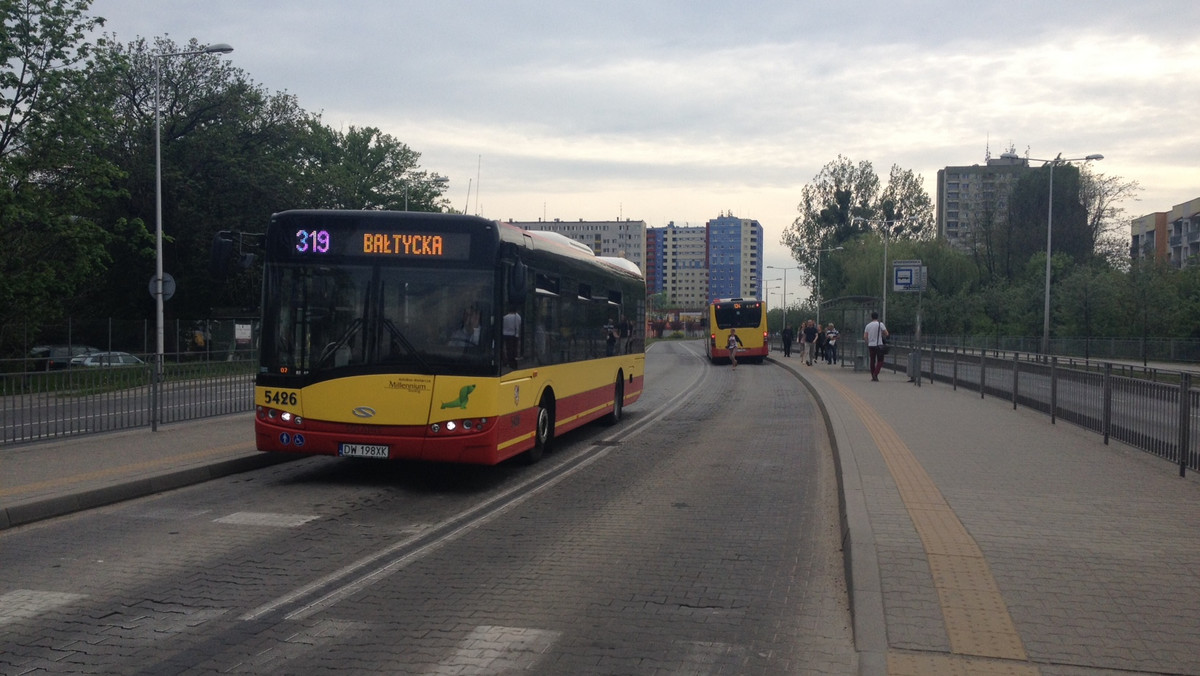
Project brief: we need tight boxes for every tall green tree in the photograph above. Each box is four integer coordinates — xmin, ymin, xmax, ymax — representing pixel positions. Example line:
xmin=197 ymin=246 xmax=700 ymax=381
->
xmin=1005 ymin=162 xmax=1090 ymax=281
xmin=783 ymin=155 xmax=878 ymax=282
xmin=1055 ymin=261 xmax=1122 ymax=357
xmin=1079 ymin=167 xmax=1141 ymax=269
xmin=85 ymin=36 xmax=316 ymax=319
xmin=297 ymin=122 xmax=444 ymax=211
xmin=782 ymin=156 xmax=934 ymax=299
xmin=0 ymin=0 xmax=119 ymax=350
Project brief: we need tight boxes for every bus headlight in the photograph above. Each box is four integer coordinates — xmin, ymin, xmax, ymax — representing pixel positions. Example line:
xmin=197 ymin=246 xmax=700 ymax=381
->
xmin=429 ymin=418 xmax=490 ymax=435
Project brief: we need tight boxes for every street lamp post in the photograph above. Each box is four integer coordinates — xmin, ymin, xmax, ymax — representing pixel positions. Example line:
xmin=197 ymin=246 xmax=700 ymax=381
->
xmin=154 ymin=42 xmax=233 ymax=431
xmin=404 ymin=175 xmax=450 ymax=211
xmin=766 ymin=264 xmax=801 ymax=330
xmin=1025 ymin=153 xmax=1103 ymax=355
xmin=815 ymin=246 xmax=843 ymax=327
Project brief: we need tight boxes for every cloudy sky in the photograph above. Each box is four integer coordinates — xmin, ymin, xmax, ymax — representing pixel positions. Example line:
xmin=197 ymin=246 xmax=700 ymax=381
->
xmin=91 ymin=0 xmax=1200 ymax=304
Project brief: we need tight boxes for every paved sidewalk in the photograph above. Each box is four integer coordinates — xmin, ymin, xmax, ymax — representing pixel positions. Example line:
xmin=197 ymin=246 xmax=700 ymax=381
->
xmin=776 ymin=356 xmax=1200 ymax=676
xmin=0 ymin=413 xmax=289 ymax=530
xmin=4 ymin=363 xmax=1200 ymax=675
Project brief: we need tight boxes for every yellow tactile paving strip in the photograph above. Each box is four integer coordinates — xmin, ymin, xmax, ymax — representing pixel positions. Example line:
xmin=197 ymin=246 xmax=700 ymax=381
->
xmin=818 ymin=372 xmax=1040 ymax=675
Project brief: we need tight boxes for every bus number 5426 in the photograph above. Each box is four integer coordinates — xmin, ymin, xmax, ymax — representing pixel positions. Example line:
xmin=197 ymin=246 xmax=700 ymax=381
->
xmin=263 ymin=390 xmax=298 ymax=407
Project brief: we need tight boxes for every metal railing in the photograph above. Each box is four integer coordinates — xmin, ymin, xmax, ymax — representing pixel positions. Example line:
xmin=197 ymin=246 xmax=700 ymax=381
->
xmin=770 ymin=334 xmax=1199 ymax=477
xmin=891 ymin=344 xmax=1200 ymax=477
xmin=0 ymin=351 xmax=256 ymax=446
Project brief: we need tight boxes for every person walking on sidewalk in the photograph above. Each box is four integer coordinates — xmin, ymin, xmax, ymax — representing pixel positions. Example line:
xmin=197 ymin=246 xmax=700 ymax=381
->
xmin=863 ymin=311 xmax=888 ymax=381
xmin=780 ymin=325 xmax=793 ymax=357
xmin=802 ymin=319 xmax=819 ymax=366
xmin=824 ymin=322 xmax=839 ymax=364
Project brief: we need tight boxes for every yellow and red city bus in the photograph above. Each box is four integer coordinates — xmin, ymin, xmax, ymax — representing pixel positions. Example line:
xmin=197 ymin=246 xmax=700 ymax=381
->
xmin=254 ymin=210 xmax=644 ymax=464
xmin=706 ymin=297 xmax=769 ymax=364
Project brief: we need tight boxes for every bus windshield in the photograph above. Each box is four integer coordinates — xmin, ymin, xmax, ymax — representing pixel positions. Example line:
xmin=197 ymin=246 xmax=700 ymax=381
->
xmin=261 ymin=263 xmax=496 ymax=378
xmin=712 ymin=302 xmax=763 ymax=329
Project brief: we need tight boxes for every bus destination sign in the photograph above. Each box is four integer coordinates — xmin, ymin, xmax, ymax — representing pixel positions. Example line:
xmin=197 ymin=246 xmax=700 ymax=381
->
xmin=292 ymin=228 xmax=471 ymax=260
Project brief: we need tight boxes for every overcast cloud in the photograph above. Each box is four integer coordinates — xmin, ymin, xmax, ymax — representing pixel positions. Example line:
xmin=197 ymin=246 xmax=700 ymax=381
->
xmin=91 ymin=0 xmax=1200 ymax=301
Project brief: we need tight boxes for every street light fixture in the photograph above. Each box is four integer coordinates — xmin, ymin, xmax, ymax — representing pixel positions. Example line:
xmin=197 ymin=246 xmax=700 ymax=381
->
xmin=815 ymin=246 xmax=843 ymax=327
xmin=154 ymin=42 xmax=233 ymax=431
xmin=404 ymin=174 xmax=450 ymax=211
xmin=1025 ymin=153 xmax=1103 ymax=355
xmin=766 ymin=264 xmax=802 ymax=329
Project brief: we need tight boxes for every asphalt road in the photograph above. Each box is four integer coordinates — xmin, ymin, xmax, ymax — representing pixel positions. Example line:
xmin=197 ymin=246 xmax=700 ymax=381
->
xmin=0 ymin=340 xmax=855 ymax=675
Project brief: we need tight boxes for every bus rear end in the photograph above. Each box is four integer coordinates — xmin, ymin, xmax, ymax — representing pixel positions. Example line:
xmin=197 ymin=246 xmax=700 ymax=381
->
xmin=708 ymin=298 xmax=768 ymax=364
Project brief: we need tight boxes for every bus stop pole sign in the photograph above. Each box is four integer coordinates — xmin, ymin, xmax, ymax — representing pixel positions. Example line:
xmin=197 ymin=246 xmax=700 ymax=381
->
xmin=892 ymin=260 xmax=926 ymax=293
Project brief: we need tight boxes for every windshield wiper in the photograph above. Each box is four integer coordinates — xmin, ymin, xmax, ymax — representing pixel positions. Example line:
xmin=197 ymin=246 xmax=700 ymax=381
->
xmin=316 ymin=317 xmax=363 ymax=368
xmin=382 ymin=318 xmax=434 ymax=374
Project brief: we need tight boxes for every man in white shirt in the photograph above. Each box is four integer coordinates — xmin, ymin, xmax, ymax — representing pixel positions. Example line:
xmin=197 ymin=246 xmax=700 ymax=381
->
xmin=863 ymin=311 xmax=888 ymax=381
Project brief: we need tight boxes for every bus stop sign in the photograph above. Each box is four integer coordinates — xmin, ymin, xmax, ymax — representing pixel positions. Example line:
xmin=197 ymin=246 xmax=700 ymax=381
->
xmin=892 ymin=260 xmax=926 ymax=292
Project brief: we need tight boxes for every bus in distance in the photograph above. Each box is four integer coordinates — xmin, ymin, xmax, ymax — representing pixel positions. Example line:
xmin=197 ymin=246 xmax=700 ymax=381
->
xmin=706 ymin=297 xmax=768 ymax=364
xmin=255 ymin=210 xmax=645 ymax=464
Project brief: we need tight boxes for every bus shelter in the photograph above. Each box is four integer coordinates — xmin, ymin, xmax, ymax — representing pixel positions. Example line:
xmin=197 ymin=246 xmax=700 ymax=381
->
xmin=819 ymin=296 xmax=879 ymax=372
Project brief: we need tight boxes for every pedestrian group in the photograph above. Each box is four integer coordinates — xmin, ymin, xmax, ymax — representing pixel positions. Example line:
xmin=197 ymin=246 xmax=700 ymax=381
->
xmin=772 ymin=314 xmax=887 ymax=382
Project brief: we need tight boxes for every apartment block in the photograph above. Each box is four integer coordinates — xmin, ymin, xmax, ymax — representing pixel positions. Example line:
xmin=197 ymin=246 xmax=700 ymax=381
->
xmin=705 ymin=215 xmax=763 ymax=302
xmin=936 ymin=153 xmax=1029 ymax=254
xmin=643 ymin=215 xmax=764 ymax=311
xmin=1132 ymin=196 xmax=1200 ymax=268
xmin=651 ymin=222 xmax=708 ymax=309
xmin=509 ymin=219 xmax=647 ymax=274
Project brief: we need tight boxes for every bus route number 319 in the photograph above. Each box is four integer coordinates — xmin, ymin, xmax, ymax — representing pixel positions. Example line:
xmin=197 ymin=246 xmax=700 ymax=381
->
xmin=263 ymin=390 xmax=299 ymax=407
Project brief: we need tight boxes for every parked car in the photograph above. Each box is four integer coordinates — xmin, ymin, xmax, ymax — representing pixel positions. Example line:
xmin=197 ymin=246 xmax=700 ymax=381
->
xmin=78 ymin=351 xmax=146 ymax=367
xmin=27 ymin=345 xmax=99 ymax=371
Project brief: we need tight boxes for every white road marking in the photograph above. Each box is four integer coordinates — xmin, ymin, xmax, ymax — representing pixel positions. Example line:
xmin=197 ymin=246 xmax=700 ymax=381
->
xmin=0 ymin=589 xmax=87 ymax=626
xmin=215 ymin=512 xmax=321 ymax=528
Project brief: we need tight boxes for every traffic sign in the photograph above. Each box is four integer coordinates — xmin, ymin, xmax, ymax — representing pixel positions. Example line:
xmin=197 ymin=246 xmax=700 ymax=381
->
xmin=149 ymin=273 xmax=176 ymax=301
xmin=892 ymin=260 xmax=926 ymax=292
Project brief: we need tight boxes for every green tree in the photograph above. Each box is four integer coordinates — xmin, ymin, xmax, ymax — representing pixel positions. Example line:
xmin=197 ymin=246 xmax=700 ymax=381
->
xmin=0 ymin=0 xmax=119 ymax=351
xmin=782 ymin=155 xmax=879 ymax=286
xmin=877 ymin=164 xmax=935 ymax=239
xmin=1079 ymin=167 xmax=1141 ymax=269
xmin=1005 ymin=163 xmax=1090 ymax=282
xmin=84 ymin=36 xmax=331 ymax=319
xmin=1123 ymin=259 xmax=1175 ymax=363
xmin=298 ymin=122 xmax=444 ymax=211
xmin=1055 ymin=261 xmax=1122 ymax=357
xmin=782 ymin=156 xmax=934 ymax=301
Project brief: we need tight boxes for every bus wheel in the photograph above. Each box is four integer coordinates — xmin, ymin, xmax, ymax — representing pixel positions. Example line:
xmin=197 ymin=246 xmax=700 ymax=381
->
xmin=523 ymin=393 xmax=555 ymax=464
xmin=605 ymin=375 xmax=624 ymax=425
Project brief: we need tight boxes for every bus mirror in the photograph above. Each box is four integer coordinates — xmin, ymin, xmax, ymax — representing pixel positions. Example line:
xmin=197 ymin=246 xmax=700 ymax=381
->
xmin=210 ymin=231 xmax=235 ymax=279
xmin=508 ymin=260 xmax=528 ymax=302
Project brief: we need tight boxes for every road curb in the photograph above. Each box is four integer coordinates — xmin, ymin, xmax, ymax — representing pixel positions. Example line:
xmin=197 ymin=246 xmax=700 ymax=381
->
xmin=0 ymin=452 xmax=298 ymax=531
xmin=768 ymin=356 xmax=887 ymax=676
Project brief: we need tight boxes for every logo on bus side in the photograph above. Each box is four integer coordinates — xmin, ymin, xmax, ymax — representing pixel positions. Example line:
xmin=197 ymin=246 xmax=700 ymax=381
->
xmin=387 ymin=378 xmax=429 ymax=392
xmin=352 ymin=407 xmax=376 ymax=418
xmin=441 ymin=384 xmax=476 ymax=410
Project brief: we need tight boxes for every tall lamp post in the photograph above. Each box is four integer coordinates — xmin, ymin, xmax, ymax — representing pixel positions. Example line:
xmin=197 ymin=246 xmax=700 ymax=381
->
xmin=1026 ymin=153 xmax=1103 ymax=355
xmin=154 ymin=42 xmax=233 ymax=430
xmin=766 ymin=264 xmax=801 ymax=329
xmin=814 ymin=246 xmax=843 ymax=327
xmin=852 ymin=216 xmax=917 ymax=325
